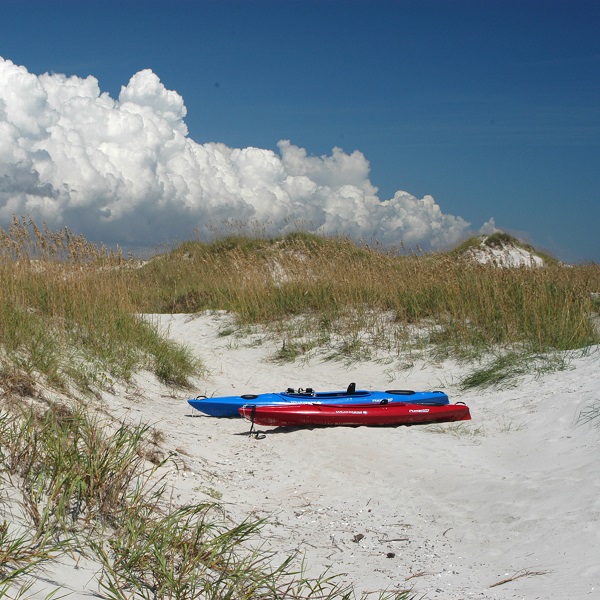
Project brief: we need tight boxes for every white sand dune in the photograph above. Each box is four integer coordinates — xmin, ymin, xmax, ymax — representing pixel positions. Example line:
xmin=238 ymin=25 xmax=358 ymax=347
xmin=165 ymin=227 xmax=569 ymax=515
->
xmin=23 ymin=312 xmax=600 ymax=599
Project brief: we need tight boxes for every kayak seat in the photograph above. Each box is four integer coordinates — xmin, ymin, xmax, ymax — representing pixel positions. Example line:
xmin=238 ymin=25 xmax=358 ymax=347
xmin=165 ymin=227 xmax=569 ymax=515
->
xmin=346 ymin=382 xmax=356 ymax=394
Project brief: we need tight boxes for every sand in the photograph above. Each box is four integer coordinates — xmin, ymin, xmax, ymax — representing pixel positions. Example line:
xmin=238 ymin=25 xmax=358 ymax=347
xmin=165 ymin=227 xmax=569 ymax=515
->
xmin=20 ymin=312 xmax=600 ymax=599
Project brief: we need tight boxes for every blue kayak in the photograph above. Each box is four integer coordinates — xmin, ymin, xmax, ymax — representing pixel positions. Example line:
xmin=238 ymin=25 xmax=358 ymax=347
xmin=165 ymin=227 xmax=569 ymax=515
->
xmin=187 ymin=383 xmax=449 ymax=417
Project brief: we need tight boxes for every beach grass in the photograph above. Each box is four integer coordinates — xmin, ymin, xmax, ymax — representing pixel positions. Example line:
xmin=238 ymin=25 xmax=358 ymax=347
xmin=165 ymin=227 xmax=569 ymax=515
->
xmin=0 ymin=217 xmax=201 ymax=396
xmin=127 ymin=229 xmax=599 ymax=367
xmin=0 ymin=404 xmax=413 ymax=599
xmin=3 ymin=220 xmax=598 ymax=386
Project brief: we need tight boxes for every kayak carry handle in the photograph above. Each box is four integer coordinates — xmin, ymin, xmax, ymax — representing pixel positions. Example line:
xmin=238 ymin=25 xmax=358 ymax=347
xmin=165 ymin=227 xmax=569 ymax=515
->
xmin=244 ymin=404 xmax=265 ymax=440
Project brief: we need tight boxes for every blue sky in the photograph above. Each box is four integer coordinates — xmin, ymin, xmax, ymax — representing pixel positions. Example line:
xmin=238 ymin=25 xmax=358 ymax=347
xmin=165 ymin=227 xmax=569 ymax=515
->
xmin=1 ymin=0 xmax=598 ymax=262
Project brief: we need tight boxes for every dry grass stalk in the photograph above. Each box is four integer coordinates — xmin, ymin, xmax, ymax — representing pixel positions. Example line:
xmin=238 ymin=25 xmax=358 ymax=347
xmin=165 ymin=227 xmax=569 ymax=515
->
xmin=489 ymin=568 xmax=550 ymax=588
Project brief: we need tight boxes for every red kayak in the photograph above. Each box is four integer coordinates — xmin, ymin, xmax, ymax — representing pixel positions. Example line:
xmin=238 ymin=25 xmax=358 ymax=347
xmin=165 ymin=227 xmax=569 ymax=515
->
xmin=238 ymin=401 xmax=471 ymax=427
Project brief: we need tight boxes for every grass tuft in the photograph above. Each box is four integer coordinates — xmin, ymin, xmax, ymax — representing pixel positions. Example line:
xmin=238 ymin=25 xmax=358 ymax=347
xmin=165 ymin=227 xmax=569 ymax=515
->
xmin=577 ymin=400 xmax=600 ymax=429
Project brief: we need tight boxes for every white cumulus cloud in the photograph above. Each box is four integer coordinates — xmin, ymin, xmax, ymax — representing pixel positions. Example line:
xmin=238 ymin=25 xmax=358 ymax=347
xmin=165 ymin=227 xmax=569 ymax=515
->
xmin=0 ymin=56 xmax=472 ymax=249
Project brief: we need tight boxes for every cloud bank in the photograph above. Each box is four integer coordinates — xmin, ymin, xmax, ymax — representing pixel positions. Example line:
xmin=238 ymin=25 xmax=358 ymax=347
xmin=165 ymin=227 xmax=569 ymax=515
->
xmin=0 ymin=57 xmax=472 ymax=250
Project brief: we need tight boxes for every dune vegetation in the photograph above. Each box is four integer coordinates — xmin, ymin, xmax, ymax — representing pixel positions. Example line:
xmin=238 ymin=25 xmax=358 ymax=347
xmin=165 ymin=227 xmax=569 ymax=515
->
xmin=1 ymin=216 xmax=599 ymax=598
xmin=129 ymin=229 xmax=599 ymax=380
